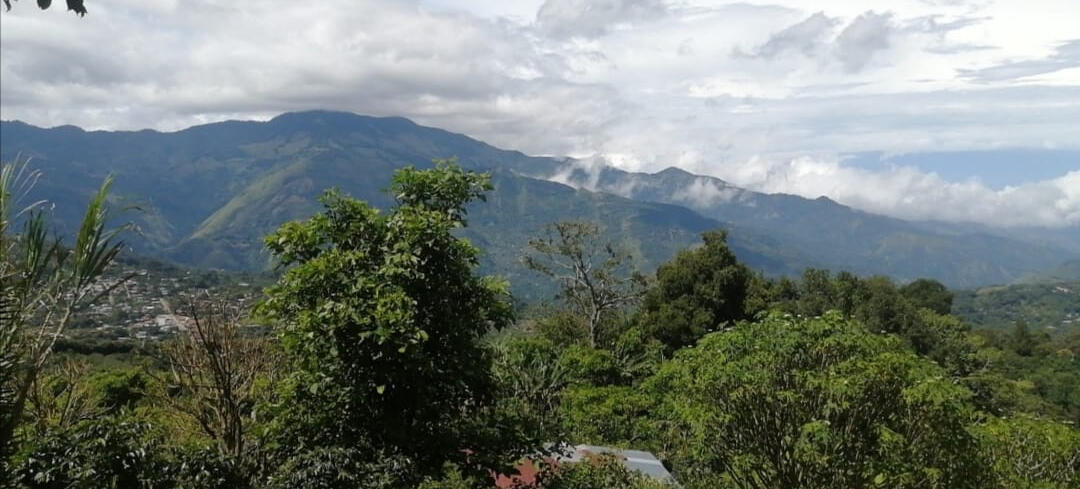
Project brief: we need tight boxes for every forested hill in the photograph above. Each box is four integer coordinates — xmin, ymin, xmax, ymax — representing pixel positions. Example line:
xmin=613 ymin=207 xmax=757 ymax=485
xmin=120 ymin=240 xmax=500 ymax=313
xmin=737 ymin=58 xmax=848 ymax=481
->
xmin=953 ymin=261 xmax=1080 ymax=333
xmin=1 ymin=111 xmax=1074 ymax=290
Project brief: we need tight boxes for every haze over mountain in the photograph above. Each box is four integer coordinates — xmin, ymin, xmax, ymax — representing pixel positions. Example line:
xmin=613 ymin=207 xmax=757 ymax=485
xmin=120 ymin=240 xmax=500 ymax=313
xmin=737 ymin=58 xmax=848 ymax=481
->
xmin=1 ymin=111 xmax=1075 ymax=294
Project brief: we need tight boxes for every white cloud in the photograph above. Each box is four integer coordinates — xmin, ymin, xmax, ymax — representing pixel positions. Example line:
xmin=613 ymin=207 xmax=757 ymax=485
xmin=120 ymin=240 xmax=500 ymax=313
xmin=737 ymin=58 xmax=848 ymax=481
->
xmin=535 ymin=0 xmax=668 ymax=38
xmin=712 ymin=157 xmax=1080 ymax=228
xmin=960 ymin=39 xmax=1080 ymax=82
xmin=735 ymin=11 xmax=839 ymax=59
xmin=835 ymin=11 xmax=895 ymax=72
xmin=0 ymin=0 xmax=1077 ymax=229
xmin=671 ymin=177 xmax=741 ymax=208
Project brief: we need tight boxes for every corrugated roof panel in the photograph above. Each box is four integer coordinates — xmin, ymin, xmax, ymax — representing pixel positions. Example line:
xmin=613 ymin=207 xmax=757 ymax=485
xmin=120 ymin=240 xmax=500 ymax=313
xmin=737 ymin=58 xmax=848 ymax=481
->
xmin=568 ymin=444 xmax=678 ymax=484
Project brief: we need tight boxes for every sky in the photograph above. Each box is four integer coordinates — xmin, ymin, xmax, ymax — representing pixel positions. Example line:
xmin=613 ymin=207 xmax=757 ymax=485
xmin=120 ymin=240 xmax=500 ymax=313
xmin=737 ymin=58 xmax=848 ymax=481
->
xmin=0 ymin=0 xmax=1078 ymax=228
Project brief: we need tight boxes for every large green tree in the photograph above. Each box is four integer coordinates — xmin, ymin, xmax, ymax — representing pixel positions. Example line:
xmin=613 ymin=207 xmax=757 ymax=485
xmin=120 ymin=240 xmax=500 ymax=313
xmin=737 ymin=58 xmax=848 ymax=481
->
xmin=258 ymin=160 xmax=517 ymax=482
xmin=899 ymin=278 xmax=954 ymax=316
xmin=637 ymin=231 xmax=750 ymax=353
xmin=650 ymin=312 xmax=989 ymax=489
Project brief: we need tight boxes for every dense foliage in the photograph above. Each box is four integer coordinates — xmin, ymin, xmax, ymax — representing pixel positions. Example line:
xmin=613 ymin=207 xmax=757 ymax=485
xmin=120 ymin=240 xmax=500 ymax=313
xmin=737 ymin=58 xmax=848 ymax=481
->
xmin=258 ymin=160 xmax=521 ymax=484
xmin=652 ymin=312 xmax=987 ymax=489
xmin=3 ymin=159 xmax=1077 ymax=489
xmin=637 ymin=230 xmax=750 ymax=352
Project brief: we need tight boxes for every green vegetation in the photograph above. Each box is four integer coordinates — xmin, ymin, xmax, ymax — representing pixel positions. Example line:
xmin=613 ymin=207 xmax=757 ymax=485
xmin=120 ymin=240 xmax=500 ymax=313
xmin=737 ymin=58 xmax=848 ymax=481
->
xmin=653 ymin=312 xmax=987 ymax=488
xmin=1 ymin=161 xmax=129 ymax=460
xmin=3 ymin=160 xmax=1077 ymax=489
xmin=953 ymin=280 xmax=1080 ymax=333
xmin=638 ymin=230 xmax=751 ymax=353
xmin=259 ymin=160 xmax=522 ymax=481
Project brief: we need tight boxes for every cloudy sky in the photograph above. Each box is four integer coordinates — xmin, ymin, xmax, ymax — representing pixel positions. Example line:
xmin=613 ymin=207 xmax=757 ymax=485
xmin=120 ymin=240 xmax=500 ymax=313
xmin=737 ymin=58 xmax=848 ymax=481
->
xmin=1 ymin=0 xmax=1078 ymax=228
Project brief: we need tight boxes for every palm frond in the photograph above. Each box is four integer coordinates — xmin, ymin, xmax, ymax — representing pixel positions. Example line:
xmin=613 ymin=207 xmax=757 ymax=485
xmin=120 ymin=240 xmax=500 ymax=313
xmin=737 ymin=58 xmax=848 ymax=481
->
xmin=71 ymin=176 xmax=129 ymax=292
xmin=0 ymin=159 xmax=46 ymax=236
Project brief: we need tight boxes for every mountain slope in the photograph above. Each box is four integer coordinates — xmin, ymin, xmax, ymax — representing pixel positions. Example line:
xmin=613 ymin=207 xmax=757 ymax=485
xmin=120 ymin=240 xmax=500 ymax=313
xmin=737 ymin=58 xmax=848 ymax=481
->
xmin=2 ymin=111 xmax=1074 ymax=289
xmin=535 ymin=163 xmax=1075 ymax=286
xmin=953 ymin=281 xmax=1080 ymax=332
xmin=1 ymin=114 xmax=770 ymax=300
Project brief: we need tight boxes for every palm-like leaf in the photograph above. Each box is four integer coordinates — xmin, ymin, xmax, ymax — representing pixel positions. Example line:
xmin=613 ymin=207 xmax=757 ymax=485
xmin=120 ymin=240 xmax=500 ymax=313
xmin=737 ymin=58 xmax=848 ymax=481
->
xmin=0 ymin=159 xmax=129 ymax=449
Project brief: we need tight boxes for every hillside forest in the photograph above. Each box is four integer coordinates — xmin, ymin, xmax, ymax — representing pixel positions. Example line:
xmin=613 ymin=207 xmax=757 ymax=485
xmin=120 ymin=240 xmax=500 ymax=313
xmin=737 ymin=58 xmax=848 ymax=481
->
xmin=1 ymin=160 xmax=1077 ymax=489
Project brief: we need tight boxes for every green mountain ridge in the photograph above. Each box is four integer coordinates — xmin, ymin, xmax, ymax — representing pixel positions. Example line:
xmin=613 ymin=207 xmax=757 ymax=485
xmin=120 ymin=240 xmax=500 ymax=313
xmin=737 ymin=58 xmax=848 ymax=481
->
xmin=507 ymin=147 xmax=1078 ymax=287
xmin=1 ymin=111 xmax=1074 ymax=292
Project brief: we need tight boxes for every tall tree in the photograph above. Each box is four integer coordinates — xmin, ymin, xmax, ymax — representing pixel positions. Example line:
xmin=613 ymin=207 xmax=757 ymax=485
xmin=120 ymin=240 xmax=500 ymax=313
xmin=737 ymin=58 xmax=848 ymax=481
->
xmin=638 ymin=230 xmax=750 ymax=353
xmin=0 ymin=161 xmax=129 ymax=453
xmin=259 ymin=160 xmax=516 ymax=481
xmin=523 ymin=221 xmax=645 ymax=348
xmin=1008 ymin=320 xmax=1038 ymax=357
xmin=797 ymin=268 xmax=837 ymax=317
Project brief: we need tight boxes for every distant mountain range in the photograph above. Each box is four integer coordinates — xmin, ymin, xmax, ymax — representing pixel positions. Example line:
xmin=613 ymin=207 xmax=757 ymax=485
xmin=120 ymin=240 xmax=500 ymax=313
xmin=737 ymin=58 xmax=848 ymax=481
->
xmin=1 ymin=111 xmax=1076 ymax=297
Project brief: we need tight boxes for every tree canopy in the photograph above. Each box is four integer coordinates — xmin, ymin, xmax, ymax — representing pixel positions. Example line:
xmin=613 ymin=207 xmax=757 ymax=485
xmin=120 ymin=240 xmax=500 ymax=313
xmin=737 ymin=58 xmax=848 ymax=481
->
xmin=637 ymin=230 xmax=751 ymax=352
xmin=651 ymin=312 xmax=989 ymax=488
xmin=258 ymin=160 xmax=518 ymax=482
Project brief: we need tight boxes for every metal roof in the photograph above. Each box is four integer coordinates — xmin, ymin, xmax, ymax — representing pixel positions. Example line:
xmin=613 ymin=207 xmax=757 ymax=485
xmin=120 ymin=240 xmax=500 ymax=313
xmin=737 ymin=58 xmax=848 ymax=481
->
xmin=558 ymin=444 xmax=678 ymax=484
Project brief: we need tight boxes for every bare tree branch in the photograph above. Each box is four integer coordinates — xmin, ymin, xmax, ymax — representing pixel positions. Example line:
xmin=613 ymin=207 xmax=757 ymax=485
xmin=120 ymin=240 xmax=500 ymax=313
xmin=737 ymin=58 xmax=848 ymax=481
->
xmin=523 ymin=221 xmax=645 ymax=347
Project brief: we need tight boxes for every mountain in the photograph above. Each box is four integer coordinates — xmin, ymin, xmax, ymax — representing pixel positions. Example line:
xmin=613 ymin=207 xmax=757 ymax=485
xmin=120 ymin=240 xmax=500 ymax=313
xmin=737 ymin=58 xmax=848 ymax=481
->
xmin=1020 ymin=259 xmax=1080 ymax=284
xmin=1 ymin=111 xmax=1074 ymax=292
xmin=0 ymin=113 xmax=774 ymax=301
xmin=527 ymin=161 xmax=1076 ymax=287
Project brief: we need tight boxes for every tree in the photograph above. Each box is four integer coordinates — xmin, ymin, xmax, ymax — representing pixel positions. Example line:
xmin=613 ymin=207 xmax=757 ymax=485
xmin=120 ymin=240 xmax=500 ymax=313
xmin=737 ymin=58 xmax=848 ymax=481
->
xmin=650 ymin=312 xmax=990 ymax=489
xmin=24 ymin=359 xmax=99 ymax=435
xmin=0 ymin=161 xmax=129 ymax=456
xmin=560 ymin=384 xmax=657 ymax=447
xmin=637 ymin=231 xmax=750 ymax=353
xmin=152 ymin=294 xmax=277 ymax=462
xmin=906 ymin=308 xmax=976 ymax=376
xmin=265 ymin=447 xmax=409 ymax=489
xmin=900 ymin=278 xmax=954 ymax=316
xmin=973 ymin=414 xmax=1079 ymax=488
xmin=796 ymin=268 xmax=837 ymax=317
xmin=2 ymin=0 xmax=87 ymax=16
xmin=852 ymin=276 xmax=914 ymax=336
xmin=259 ymin=160 xmax=517 ymax=481
xmin=524 ymin=221 xmax=645 ymax=348
xmin=1009 ymin=321 xmax=1038 ymax=357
